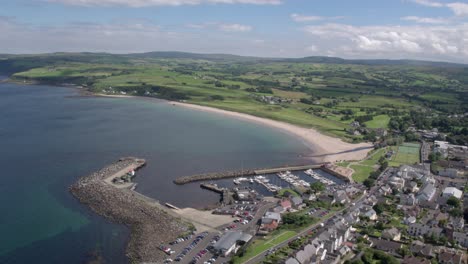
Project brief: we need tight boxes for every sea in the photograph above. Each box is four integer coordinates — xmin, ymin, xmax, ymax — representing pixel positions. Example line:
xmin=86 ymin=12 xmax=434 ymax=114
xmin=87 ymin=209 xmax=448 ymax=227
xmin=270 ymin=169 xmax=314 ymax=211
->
xmin=0 ymin=81 xmax=313 ymax=263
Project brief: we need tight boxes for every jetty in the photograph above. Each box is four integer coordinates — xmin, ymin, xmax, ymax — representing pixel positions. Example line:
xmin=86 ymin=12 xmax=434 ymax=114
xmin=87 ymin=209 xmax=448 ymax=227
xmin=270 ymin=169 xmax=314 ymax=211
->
xmin=173 ymin=164 xmax=346 ymax=185
xmin=69 ymin=157 xmax=191 ymax=263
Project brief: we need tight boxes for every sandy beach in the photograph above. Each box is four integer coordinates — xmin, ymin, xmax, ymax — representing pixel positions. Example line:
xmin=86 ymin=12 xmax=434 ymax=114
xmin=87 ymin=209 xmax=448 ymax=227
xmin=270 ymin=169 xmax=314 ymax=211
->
xmin=95 ymin=93 xmax=373 ymax=162
xmin=170 ymin=102 xmax=373 ymax=163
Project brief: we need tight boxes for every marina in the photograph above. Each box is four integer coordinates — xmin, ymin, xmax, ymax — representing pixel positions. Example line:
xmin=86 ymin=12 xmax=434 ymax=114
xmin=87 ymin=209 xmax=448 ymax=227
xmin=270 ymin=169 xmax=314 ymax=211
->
xmin=305 ymin=169 xmax=336 ymax=185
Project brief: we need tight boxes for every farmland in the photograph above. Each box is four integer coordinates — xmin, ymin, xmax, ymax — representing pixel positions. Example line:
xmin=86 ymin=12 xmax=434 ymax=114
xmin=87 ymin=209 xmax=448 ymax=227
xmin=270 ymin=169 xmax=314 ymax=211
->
xmin=1 ymin=52 xmax=467 ymax=142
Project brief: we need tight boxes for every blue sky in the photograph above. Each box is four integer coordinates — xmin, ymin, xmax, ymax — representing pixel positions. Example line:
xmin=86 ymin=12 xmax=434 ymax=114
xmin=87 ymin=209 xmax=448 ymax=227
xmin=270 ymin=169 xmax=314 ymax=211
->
xmin=1 ymin=0 xmax=468 ymax=62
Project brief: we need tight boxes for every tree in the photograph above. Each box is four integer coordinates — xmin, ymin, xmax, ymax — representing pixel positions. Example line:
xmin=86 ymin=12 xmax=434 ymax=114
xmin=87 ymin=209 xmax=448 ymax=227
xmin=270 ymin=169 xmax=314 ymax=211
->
xmin=447 ymin=196 xmax=460 ymax=208
xmin=310 ymin=182 xmax=325 ymax=193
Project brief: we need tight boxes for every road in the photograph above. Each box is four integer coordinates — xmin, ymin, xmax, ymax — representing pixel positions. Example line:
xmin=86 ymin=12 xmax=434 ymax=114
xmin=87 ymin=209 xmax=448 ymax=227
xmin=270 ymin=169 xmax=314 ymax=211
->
xmin=242 ymin=168 xmax=391 ymax=264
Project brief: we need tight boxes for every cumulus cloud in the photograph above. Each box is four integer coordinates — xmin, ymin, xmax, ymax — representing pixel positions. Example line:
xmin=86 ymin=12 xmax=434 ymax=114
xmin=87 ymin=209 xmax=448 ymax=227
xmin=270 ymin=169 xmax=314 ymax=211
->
xmin=401 ymin=16 xmax=449 ymax=24
xmin=303 ymin=23 xmax=468 ymax=60
xmin=291 ymin=14 xmax=325 ymax=22
xmin=218 ymin=23 xmax=252 ymax=32
xmin=46 ymin=0 xmax=282 ymax=7
xmin=411 ymin=0 xmax=444 ymax=7
xmin=447 ymin=2 xmax=468 ymax=16
xmin=411 ymin=0 xmax=468 ymax=17
xmin=186 ymin=22 xmax=252 ymax=32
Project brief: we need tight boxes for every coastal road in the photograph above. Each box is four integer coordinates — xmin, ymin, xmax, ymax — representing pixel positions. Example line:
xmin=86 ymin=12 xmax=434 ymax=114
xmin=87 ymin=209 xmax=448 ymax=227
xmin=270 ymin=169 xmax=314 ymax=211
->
xmin=243 ymin=186 xmax=377 ymax=264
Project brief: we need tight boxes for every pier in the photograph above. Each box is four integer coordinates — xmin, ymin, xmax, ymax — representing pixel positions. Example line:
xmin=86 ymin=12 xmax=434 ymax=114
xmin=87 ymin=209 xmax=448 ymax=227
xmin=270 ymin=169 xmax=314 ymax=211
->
xmin=174 ymin=164 xmax=330 ymax=185
xmin=200 ymin=183 xmax=226 ymax=194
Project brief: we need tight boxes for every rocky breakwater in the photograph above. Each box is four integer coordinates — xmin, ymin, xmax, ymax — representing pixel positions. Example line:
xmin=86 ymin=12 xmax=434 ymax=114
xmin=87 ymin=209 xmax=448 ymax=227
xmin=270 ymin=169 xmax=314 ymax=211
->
xmin=70 ymin=157 xmax=190 ymax=263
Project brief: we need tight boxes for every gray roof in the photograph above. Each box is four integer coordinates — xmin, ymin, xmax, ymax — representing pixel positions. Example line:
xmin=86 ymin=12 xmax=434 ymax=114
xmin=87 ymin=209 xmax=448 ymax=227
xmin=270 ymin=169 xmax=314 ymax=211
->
xmin=213 ymin=231 xmax=252 ymax=251
xmin=285 ymin=258 xmax=300 ymax=264
xmin=291 ymin=196 xmax=303 ymax=205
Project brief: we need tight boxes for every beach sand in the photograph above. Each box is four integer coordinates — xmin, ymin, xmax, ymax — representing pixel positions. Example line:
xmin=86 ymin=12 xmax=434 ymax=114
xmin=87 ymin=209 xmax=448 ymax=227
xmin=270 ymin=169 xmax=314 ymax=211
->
xmin=170 ymin=102 xmax=373 ymax=163
xmin=96 ymin=93 xmax=373 ymax=163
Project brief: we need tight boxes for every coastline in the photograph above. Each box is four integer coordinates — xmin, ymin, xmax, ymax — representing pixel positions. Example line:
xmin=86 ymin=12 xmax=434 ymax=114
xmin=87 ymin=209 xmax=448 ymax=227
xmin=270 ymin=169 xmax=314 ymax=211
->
xmin=94 ymin=93 xmax=373 ymax=163
xmin=3 ymin=77 xmax=374 ymax=162
xmin=170 ymin=101 xmax=373 ymax=163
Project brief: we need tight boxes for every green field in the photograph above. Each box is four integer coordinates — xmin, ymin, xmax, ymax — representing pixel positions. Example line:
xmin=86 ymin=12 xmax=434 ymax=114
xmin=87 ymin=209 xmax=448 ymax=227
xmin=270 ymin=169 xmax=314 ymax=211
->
xmin=389 ymin=143 xmax=421 ymax=166
xmin=364 ymin=114 xmax=390 ymax=128
xmin=2 ymin=52 xmax=467 ymax=141
xmin=233 ymin=230 xmax=297 ymax=264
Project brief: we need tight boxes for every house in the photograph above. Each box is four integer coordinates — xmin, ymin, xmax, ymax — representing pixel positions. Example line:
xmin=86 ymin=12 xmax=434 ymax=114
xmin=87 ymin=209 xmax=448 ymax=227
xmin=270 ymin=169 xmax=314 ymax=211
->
xmin=388 ymin=176 xmax=405 ymax=191
xmin=318 ymin=194 xmax=336 ymax=205
xmin=263 ymin=212 xmax=281 ymax=223
xmin=291 ymin=196 xmax=305 ymax=209
xmin=382 ymin=227 xmax=402 ymax=241
xmin=363 ymin=208 xmax=378 ymax=221
xmin=379 ymin=185 xmax=392 ymax=195
xmin=303 ymin=193 xmax=317 ymax=201
xmin=410 ymin=241 xmax=434 ymax=258
xmin=259 ymin=218 xmax=278 ymax=234
xmin=370 ymin=238 xmax=402 ymax=256
xmin=438 ymin=251 xmax=464 ymax=264
xmin=402 ymin=256 xmax=431 ymax=264
xmin=452 ymin=232 xmax=468 ymax=248
xmin=406 ymin=181 xmax=420 ymax=193
xmin=279 ymin=199 xmax=292 ymax=211
xmin=334 ymin=190 xmax=350 ymax=204
xmin=400 ymin=193 xmax=417 ymax=206
xmin=408 ymin=223 xmax=442 ymax=238
xmin=405 ymin=216 xmax=417 ymax=224
xmin=442 ymin=187 xmax=463 ymax=199
xmin=417 ymin=183 xmax=436 ymax=202
xmin=439 ymin=168 xmax=460 ymax=178
xmin=419 ymin=200 xmax=439 ymax=210
xmin=449 ymin=217 xmax=465 ymax=230
xmin=285 ymin=258 xmax=300 ymax=264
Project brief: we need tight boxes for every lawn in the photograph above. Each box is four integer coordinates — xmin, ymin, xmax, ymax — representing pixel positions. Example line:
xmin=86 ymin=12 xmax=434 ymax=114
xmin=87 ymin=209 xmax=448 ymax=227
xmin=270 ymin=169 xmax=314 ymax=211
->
xmin=350 ymin=165 xmax=375 ymax=183
xmin=364 ymin=114 xmax=390 ymax=129
xmin=389 ymin=143 xmax=420 ymax=167
xmin=233 ymin=230 xmax=297 ymax=264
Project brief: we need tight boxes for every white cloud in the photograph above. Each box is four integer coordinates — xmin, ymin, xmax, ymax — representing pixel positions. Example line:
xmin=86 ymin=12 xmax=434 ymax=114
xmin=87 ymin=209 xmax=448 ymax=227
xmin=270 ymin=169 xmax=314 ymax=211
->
xmin=401 ymin=16 xmax=449 ymax=24
xmin=411 ymin=0 xmax=444 ymax=7
xmin=447 ymin=2 xmax=468 ymax=16
xmin=46 ymin=0 xmax=282 ymax=7
xmin=411 ymin=0 xmax=468 ymax=17
xmin=305 ymin=45 xmax=318 ymax=52
xmin=303 ymin=23 xmax=468 ymax=60
xmin=218 ymin=23 xmax=252 ymax=32
xmin=291 ymin=14 xmax=324 ymax=22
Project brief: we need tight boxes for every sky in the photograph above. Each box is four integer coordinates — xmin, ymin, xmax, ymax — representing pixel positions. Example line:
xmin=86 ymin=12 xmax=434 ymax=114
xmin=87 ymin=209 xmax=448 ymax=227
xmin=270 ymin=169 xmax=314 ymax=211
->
xmin=1 ymin=0 xmax=468 ymax=63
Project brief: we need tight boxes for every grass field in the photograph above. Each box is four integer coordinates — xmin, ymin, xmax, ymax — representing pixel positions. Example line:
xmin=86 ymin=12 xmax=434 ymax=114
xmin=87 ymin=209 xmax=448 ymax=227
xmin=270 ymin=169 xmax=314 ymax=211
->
xmin=350 ymin=165 xmax=375 ymax=183
xmin=364 ymin=115 xmax=390 ymax=128
xmin=234 ymin=230 xmax=297 ymax=264
xmin=6 ymin=53 xmax=467 ymax=141
xmin=389 ymin=143 xmax=420 ymax=166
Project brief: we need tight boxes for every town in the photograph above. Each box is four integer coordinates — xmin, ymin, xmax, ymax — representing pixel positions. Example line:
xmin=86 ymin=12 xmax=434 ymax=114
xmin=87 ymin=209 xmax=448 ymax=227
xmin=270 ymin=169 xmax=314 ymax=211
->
xmin=149 ymin=137 xmax=468 ymax=264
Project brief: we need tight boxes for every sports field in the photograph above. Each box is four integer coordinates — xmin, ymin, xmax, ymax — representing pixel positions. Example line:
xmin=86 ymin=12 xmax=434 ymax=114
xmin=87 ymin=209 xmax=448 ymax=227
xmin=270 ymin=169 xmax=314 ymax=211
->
xmin=390 ymin=143 xmax=420 ymax=166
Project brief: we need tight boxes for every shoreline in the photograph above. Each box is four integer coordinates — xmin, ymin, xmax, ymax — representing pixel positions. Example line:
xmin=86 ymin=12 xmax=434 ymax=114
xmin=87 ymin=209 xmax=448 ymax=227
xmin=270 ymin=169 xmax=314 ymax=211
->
xmin=3 ymin=78 xmax=373 ymax=162
xmin=93 ymin=93 xmax=373 ymax=163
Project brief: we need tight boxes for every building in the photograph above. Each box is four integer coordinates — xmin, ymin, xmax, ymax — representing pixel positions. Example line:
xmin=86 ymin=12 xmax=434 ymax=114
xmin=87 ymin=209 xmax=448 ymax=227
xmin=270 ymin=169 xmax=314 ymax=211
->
xmin=452 ymin=232 xmax=468 ymax=248
xmin=362 ymin=208 xmax=378 ymax=221
xmin=382 ymin=227 xmax=402 ymax=241
xmin=279 ymin=199 xmax=292 ymax=211
xmin=291 ymin=196 xmax=305 ymax=209
xmin=410 ymin=241 xmax=434 ymax=258
xmin=417 ymin=183 xmax=436 ymax=202
xmin=211 ymin=231 xmax=252 ymax=257
xmin=442 ymin=187 xmax=463 ymax=199
xmin=438 ymin=251 xmax=464 ymax=264
xmin=439 ymin=168 xmax=461 ymax=178
xmin=408 ymin=223 xmax=442 ymax=238
xmin=402 ymin=256 xmax=431 ymax=264
xmin=370 ymin=238 xmax=402 ymax=256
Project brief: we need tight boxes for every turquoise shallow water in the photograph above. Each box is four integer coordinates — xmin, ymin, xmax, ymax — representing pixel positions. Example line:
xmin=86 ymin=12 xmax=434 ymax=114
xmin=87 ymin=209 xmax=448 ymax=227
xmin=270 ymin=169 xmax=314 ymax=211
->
xmin=0 ymin=83 xmax=312 ymax=263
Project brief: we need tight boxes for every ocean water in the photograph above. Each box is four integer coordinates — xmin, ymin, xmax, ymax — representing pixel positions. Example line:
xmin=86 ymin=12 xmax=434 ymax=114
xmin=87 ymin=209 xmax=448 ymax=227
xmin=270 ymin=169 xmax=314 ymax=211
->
xmin=0 ymin=82 xmax=312 ymax=263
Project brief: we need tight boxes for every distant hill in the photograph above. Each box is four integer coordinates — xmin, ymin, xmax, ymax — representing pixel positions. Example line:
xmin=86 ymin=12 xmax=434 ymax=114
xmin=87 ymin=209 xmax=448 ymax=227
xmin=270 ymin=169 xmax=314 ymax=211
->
xmin=0 ymin=51 xmax=466 ymax=75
